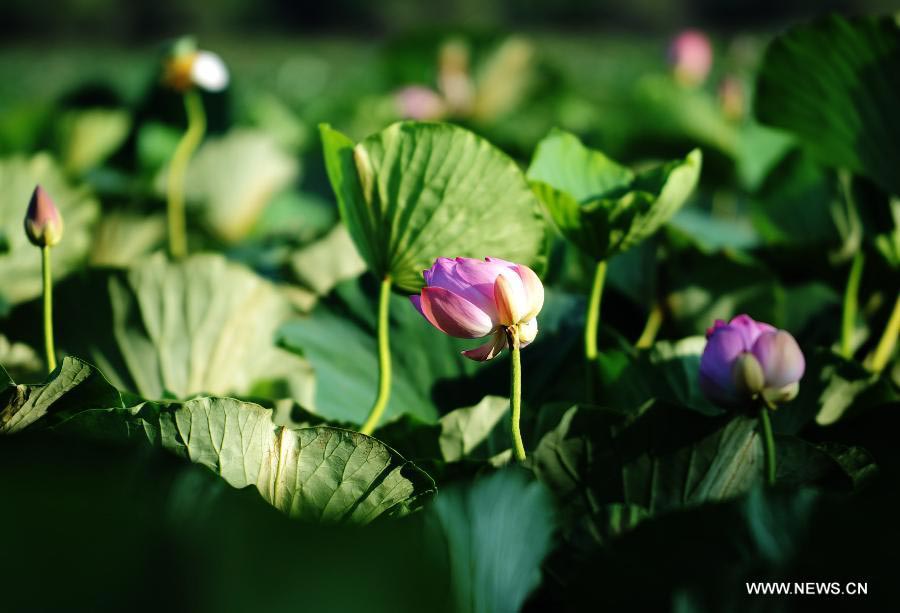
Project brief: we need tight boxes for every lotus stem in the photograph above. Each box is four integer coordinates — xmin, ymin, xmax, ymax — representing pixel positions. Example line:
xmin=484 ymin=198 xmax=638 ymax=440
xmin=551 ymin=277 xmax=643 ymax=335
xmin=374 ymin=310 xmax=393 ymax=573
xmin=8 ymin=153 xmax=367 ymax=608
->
xmin=41 ymin=245 xmax=56 ymax=373
xmin=506 ymin=326 xmax=526 ymax=462
xmin=584 ymin=259 xmax=608 ymax=401
xmin=360 ymin=277 xmax=393 ymax=435
xmin=636 ymin=302 xmax=664 ymax=349
xmin=870 ymin=292 xmax=900 ymax=373
xmin=166 ymin=89 xmax=206 ymax=259
xmin=840 ymin=251 xmax=864 ymax=358
xmin=759 ymin=405 xmax=776 ymax=487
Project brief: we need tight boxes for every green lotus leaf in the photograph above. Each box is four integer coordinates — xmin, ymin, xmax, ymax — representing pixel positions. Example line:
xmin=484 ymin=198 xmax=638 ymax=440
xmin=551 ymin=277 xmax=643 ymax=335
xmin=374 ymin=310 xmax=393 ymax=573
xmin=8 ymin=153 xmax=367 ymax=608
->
xmin=0 ymin=356 xmax=123 ymax=435
xmin=0 ymin=153 xmax=99 ymax=306
xmin=63 ymin=253 xmax=313 ymax=405
xmin=532 ymin=402 xmax=763 ymax=516
xmin=428 ymin=469 xmax=555 ymax=613
xmin=320 ymin=121 xmax=546 ymax=292
xmin=88 ymin=212 xmax=166 ymax=267
xmin=527 ymin=129 xmax=701 ymax=261
xmin=755 ymin=15 xmax=900 ymax=196
xmin=55 ymin=107 xmax=131 ymax=175
xmin=0 ymin=334 xmax=43 ymax=382
xmin=290 ymin=223 xmax=367 ymax=296
xmin=1 ymin=363 xmax=433 ymax=523
xmin=61 ymin=396 xmax=435 ymax=523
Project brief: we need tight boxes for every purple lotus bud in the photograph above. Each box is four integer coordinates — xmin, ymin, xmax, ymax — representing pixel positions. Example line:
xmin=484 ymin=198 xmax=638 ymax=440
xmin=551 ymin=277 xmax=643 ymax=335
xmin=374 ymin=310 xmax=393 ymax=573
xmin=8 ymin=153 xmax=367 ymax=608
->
xmin=410 ymin=257 xmax=544 ymax=362
xmin=700 ymin=314 xmax=805 ymax=409
xmin=24 ymin=185 xmax=64 ymax=247
xmin=669 ymin=29 xmax=713 ymax=87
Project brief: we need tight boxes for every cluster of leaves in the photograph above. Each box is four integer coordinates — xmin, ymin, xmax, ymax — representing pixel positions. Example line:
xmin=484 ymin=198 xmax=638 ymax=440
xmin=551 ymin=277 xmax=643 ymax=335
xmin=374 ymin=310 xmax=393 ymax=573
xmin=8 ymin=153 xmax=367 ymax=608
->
xmin=1 ymin=13 xmax=899 ymax=613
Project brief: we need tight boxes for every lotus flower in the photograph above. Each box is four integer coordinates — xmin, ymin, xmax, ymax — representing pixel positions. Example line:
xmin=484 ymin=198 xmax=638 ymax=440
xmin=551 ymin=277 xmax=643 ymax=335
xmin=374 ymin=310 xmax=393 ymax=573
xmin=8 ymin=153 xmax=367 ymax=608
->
xmin=410 ymin=257 xmax=544 ymax=361
xmin=163 ymin=40 xmax=229 ymax=92
xmin=669 ymin=30 xmax=713 ymax=87
xmin=394 ymin=85 xmax=447 ymax=120
xmin=24 ymin=185 xmax=63 ymax=247
xmin=700 ymin=314 xmax=805 ymax=409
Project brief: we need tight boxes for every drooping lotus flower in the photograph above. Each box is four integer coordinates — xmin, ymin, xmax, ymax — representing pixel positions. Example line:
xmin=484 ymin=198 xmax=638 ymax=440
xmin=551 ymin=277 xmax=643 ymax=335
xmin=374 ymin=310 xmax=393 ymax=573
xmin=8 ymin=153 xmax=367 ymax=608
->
xmin=410 ymin=257 xmax=544 ymax=361
xmin=669 ymin=29 xmax=713 ymax=87
xmin=24 ymin=185 xmax=63 ymax=247
xmin=700 ymin=314 xmax=805 ymax=409
xmin=163 ymin=39 xmax=229 ymax=92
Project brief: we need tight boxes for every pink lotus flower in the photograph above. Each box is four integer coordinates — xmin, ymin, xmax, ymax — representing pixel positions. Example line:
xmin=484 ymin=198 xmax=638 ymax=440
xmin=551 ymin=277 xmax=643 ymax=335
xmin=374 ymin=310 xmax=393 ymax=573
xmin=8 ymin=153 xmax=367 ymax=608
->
xmin=410 ymin=257 xmax=544 ymax=361
xmin=394 ymin=86 xmax=447 ymax=120
xmin=24 ymin=185 xmax=64 ymax=247
xmin=669 ymin=30 xmax=713 ymax=87
xmin=700 ymin=314 xmax=805 ymax=409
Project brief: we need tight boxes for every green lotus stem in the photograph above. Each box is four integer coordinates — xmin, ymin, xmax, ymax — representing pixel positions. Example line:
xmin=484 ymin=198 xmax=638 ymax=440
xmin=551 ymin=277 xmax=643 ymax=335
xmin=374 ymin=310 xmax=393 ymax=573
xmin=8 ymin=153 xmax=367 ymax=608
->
xmin=166 ymin=89 xmax=206 ymax=260
xmin=584 ymin=259 xmax=608 ymax=401
xmin=840 ymin=251 xmax=864 ymax=358
xmin=759 ymin=405 xmax=776 ymax=487
xmin=507 ymin=327 xmax=526 ymax=462
xmin=636 ymin=302 xmax=664 ymax=349
xmin=41 ymin=245 xmax=57 ymax=373
xmin=360 ymin=277 xmax=393 ymax=435
xmin=870 ymin=292 xmax=900 ymax=373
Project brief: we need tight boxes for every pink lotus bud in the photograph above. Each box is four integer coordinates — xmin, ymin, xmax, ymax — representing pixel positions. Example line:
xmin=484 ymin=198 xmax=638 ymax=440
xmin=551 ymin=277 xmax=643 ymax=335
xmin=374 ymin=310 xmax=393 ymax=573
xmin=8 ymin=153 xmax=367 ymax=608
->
xmin=394 ymin=86 xmax=447 ymax=120
xmin=24 ymin=185 xmax=64 ymax=247
xmin=699 ymin=314 xmax=805 ymax=409
xmin=669 ymin=30 xmax=713 ymax=87
xmin=410 ymin=257 xmax=544 ymax=361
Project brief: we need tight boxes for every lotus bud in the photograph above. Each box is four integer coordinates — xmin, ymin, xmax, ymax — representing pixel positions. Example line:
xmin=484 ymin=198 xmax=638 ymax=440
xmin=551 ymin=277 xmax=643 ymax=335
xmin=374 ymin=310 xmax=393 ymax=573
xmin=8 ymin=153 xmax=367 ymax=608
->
xmin=699 ymin=314 xmax=805 ymax=409
xmin=669 ymin=30 xmax=713 ymax=87
xmin=24 ymin=186 xmax=63 ymax=247
xmin=410 ymin=257 xmax=544 ymax=361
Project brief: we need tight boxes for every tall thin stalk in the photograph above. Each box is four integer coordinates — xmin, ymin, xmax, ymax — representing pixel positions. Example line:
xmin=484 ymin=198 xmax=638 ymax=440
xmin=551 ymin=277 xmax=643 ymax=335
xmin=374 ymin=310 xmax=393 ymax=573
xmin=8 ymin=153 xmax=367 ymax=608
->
xmin=360 ymin=277 xmax=393 ymax=435
xmin=840 ymin=252 xmax=864 ymax=358
xmin=166 ymin=89 xmax=206 ymax=259
xmin=41 ymin=245 xmax=56 ymax=373
xmin=506 ymin=326 xmax=526 ymax=462
xmin=759 ymin=405 xmax=776 ymax=487
xmin=870 ymin=293 xmax=900 ymax=373
xmin=584 ymin=260 xmax=608 ymax=401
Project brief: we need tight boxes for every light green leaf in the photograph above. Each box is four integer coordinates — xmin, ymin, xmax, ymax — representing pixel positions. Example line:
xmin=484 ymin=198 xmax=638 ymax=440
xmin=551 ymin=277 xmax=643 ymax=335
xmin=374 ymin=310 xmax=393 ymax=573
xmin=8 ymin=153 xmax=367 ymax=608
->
xmin=0 ymin=356 xmax=123 ymax=435
xmin=55 ymin=108 xmax=131 ymax=175
xmin=528 ymin=129 xmax=701 ymax=260
xmin=10 ymin=380 xmax=435 ymax=523
xmin=88 ymin=212 xmax=166 ymax=267
xmin=438 ymin=396 xmax=510 ymax=462
xmin=0 ymin=154 xmax=99 ymax=306
xmin=65 ymin=253 xmax=313 ymax=405
xmin=320 ymin=121 xmax=546 ymax=292
xmin=755 ymin=15 xmax=900 ymax=196
xmin=290 ymin=223 xmax=367 ymax=296
xmin=63 ymin=396 xmax=435 ymax=523
xmin=0 ymin=334 xmax=43 ymax=382
xmin=428 ymin=469 xmax=555 ymax=613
